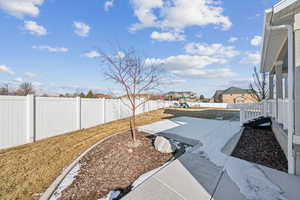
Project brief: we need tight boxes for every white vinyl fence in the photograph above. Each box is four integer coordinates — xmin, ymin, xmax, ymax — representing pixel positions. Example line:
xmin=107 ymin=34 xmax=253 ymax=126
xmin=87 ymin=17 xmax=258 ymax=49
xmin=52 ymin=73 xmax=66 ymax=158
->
xmin=0 ymin=95 xmax=171 ymax=150
xmin=239 ymin=99 xmax=289 ymax=130
xmin=186 ymin=102 xmax=247 ymax=109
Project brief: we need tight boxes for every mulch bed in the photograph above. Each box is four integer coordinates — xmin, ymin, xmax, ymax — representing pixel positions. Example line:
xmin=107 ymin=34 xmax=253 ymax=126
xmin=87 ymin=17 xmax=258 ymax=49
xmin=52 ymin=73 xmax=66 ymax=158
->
xmin=232 ymin=126 xmax=288 ymax=172
xmin=58 ymin=131 xmax=174 ymax=200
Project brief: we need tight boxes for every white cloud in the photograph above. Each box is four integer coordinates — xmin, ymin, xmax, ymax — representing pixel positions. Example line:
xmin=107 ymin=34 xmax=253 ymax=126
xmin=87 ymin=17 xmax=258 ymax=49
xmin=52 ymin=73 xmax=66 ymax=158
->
xmin=151 ymin=31 xmax=185 ymax=41
xmin=251 ymin=35 xmax=262 ymax=46
xmin=83 ymin=50 xmax=100 ymax=58
xmin=145 ymin=54 xmax=235 ymax=78
xmin=32 ymin=45 xmax=69 ymax=52
xmin=73 ymin=21 xmax=90 ymax=37
xmin=24 ymin=72 xmax=37 ymax=78
xmin=24 ymin=21 xmax=47 ymax=36
xmin=0 ymin=0 xmax=44 ymax=18
xmin=228 ymin=37 xmax=238 ymax=43
xmin=145 ymin=52 xmax=236 ymax=79
xmin=32 ymin=81 xmax=42 ymax=87
xmin=146 ymin=55 xmax=226 ymax=71
xmin=172 ymin=68 xmax=236 ymax=78
xmin=0 ymin=65 xmax=15 ymax=75
xmin=115 ymin=51 xmax=125 ymax=59
xmin=130 ymin=0 xmax=232 ymax=32
xmin=104 ymin=0 xmax=114 ymax=11
xmin=215 ymin=78 xmax=252 ymax=89
xmin=240 ymin=52 xmax=261 ymax=65
xmin=171 ymin=79 xmax=186 ymax=84
xmin=83 ymin=50 xmax=124 ymax=59
xmin=14 ymin=77 xmax=23 ymax=83
xmin=129 ymin=0 xmax=163 ymax=31
xmin=184 ymin=42 xmax=240 ymax=58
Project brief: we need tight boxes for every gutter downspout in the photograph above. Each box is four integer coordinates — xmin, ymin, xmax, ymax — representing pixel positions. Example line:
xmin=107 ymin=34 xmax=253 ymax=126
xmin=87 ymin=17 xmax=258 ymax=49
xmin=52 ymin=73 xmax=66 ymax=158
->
xmin=269 ymin=24 xmax=295 ymax=174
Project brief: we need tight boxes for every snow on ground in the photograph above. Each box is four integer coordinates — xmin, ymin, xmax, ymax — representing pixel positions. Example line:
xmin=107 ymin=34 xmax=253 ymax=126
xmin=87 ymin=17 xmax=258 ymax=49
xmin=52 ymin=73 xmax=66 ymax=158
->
xmin=98 ymin=191 xmax=121 ymax=200
xmin=139 ymin=117 xmax=288 ymax=200
xmin=50 ymin=117 xmax=288 ymax=200
xmin=50 ymin=163 xmax=81 ymax=200
xmin=225 ymin=157 xmax=287 ymax=200
xmin=138 ymin=119 xmax=185 ymax=134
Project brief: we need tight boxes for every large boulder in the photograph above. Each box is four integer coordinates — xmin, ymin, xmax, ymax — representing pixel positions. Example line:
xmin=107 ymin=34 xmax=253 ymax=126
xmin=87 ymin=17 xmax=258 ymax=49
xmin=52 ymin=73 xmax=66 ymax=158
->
xmin=154 ymin=136 xmax=176 ymax=153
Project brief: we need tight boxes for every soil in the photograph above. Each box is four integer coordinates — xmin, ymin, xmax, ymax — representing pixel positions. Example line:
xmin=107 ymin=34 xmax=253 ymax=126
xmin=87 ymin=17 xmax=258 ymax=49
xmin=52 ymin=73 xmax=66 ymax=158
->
xmin=58 ymin=131 xmax=175 ymax=200
xmin=232 ymin=126 xmax=288 ymax=172
xmin=163 ymin=108 xmax=240 ymax=121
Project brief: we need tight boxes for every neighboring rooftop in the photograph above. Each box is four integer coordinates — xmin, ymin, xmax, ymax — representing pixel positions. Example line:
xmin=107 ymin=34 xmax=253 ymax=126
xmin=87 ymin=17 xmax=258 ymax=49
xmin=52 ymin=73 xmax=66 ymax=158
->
xmin=222 ymin=87 xmax=253 ymax=95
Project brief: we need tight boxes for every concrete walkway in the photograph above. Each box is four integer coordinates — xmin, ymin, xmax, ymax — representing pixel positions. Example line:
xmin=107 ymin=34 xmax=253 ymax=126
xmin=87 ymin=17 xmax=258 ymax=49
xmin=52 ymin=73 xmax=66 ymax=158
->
xmin=123 ymin=117 xmax=300 ymax=200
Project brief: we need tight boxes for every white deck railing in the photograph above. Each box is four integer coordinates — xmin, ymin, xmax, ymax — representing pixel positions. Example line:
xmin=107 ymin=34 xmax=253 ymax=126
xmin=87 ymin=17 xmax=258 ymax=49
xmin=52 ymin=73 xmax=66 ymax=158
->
xmin=240 ymin=101 xmax=265 ymax=125
xmin=240 ymin=99 xmax=289 ymax=129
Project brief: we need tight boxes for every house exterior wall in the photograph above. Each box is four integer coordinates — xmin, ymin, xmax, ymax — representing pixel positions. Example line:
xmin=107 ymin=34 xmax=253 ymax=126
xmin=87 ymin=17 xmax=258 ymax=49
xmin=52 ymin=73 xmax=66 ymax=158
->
xmin=294 ymin=12 xmax=300 ymax=175
xmin=271 ymin=119 xmax=288 ymax=158
xmin=221 ymin=93 xmax=256 ymax=104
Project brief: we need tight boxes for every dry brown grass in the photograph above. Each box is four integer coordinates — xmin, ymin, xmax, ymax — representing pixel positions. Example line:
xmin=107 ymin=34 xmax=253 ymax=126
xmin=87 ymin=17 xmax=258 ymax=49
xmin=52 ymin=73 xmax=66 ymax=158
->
xmin=0 ymin=109 xmax=173 ymax=200
xmin=0 ymin=107 xmax=238 ymax=200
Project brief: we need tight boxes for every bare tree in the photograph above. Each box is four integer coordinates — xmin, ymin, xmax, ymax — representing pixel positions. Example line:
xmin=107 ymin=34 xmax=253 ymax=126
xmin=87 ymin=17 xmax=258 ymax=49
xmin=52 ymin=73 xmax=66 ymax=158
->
xmin=0 ymin=84 xmax=9 ymax=95
xmin=100 ymin=48 xmax=163 ymax=144
xmin=249 ymin=66 xmax=269 ymax=101
xmin=16 ymin=82 xmax=35 ymax=96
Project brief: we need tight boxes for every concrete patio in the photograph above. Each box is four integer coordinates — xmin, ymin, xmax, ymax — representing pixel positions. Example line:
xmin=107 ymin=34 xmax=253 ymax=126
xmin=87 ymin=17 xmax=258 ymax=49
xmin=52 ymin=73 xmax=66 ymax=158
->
xmin=123 ymin=117 xmax=300 ymax=200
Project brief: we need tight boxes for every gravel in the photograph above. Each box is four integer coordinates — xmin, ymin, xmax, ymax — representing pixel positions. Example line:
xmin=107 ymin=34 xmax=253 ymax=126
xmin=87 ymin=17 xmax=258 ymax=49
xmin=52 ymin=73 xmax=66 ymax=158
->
xmin=58 ymin=131 xmax=175 ymax=200
xmin=232 ymin=126 xmax=288 ymax=172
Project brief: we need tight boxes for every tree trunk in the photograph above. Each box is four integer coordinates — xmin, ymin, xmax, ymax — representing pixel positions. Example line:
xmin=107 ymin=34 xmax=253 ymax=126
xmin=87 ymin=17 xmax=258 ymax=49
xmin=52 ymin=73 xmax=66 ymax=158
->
xmin=130 ymin=109 xmax=137 ymax=142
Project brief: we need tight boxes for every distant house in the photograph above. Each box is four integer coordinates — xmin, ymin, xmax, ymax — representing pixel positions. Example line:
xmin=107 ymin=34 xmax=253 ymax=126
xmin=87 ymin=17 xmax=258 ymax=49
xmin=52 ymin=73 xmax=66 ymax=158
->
xmin=119 ymin=94 xmax=163 ymax=100
xmin=164 ymin=91 xmax=198 ymax=101
xmin=94 ymin=93 xmax=113 ymax=99
xmin=199 ymin=98 xmax=210 ymax=103
xmin=211 ymin=87 xmax=256 ymax=104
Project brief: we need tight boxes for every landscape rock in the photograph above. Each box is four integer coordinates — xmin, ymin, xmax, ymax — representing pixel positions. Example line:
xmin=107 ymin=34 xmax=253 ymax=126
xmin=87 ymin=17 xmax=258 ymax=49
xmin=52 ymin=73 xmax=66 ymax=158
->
xmin=154 ymin=136 xmax=176 ymax=153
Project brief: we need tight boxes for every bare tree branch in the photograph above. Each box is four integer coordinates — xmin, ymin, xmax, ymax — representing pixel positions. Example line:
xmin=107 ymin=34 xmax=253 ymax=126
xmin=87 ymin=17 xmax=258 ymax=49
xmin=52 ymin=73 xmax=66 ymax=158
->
xmin=249 ymin=66 xmax=269 ymax=101
xmin=99 ymin=48 xmax=164 ymax=142
xmin=16 ymin=82 xmax=35 ymax=96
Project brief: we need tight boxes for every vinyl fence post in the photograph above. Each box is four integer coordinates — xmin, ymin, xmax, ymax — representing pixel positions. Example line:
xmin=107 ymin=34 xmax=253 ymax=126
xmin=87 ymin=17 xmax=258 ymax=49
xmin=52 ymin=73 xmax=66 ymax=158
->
xmin=240 ymin=107 xmax=244 ymax=127
xmin=26 ymin=94 xmax=35 ymax=142
xmin=76 ymin=96 xmax=81 ymax=130
xmin=263 ymin=100 xmax=268 ymax=117
xmin=102 ymin=98 xmax=106 ymax=123
xmin=118 ymin=98 xmax=121 ymax=119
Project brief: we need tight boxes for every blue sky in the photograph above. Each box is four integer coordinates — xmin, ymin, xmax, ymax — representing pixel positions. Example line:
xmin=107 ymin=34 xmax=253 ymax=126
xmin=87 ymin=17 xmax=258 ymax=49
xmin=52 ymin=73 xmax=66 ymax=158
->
xmin=0 ymin=0 xmax=279 ymax=97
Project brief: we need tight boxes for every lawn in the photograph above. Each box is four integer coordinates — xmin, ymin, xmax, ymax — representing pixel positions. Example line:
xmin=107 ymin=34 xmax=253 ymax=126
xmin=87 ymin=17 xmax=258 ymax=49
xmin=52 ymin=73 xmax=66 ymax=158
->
xmin=0 ymin=107 xmax=238 ymax=200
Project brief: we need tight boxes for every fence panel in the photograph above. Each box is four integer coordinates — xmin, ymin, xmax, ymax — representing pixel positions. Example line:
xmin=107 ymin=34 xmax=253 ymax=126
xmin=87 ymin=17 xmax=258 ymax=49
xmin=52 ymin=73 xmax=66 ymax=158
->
xmin=105 ymin=99 xmax=120 ymax=123
xmin=81 ymin=99 xmax=104 ymax=129
xmin=0 ymin=95 xmax=170 ymax=149
xmin=0 ymin=96 xmax=27 ymax=149
xmin=35 ymin=97 xmax=77 ymax=140
xmin=120 ymin=99 xmax=131 ymax=119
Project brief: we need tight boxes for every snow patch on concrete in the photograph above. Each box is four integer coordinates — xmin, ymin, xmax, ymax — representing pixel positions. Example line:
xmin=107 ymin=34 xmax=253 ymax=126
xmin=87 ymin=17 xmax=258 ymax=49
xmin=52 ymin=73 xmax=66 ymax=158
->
xmin=191 ymin=121 xmax=238 ymax=166
xmin=138 ymin=119 xmax=184 ymax=134
xmin=98 ymin=191 xmax=121 ymax=200
xmin=225 ymin=157 xmax=287 ymax=200
xmin=50 ymin=163 xmax=81 ymax=200
xmin=139 ymin=117 xmax=288 ymax=200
